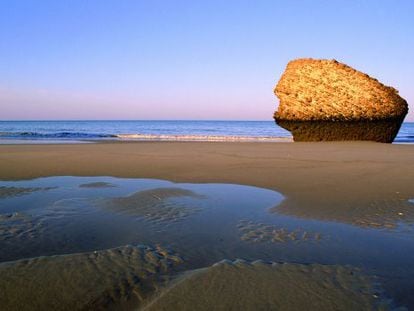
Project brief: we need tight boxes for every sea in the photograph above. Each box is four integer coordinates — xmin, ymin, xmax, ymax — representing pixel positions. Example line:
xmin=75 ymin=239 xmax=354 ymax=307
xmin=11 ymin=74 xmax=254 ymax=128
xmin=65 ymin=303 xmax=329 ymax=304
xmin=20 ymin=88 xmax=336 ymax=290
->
xmin=0 ymin=120 xmax=413 ymax=143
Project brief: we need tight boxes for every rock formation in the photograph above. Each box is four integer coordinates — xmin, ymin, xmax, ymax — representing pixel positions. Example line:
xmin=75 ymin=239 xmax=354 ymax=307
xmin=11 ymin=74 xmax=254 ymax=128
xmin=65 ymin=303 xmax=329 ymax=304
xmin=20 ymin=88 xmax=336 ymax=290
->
xmin=274 ymin=59 xmax=408 ymax=142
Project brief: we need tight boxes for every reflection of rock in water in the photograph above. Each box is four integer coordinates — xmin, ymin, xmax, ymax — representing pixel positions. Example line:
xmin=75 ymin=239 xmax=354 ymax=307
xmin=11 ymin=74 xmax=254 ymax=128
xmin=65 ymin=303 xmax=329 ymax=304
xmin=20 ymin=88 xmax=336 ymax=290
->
xmin=104 ymin=188 xmax=204 ymax=223
xmin=0 ymin=186 xmax=56 ymax=199
xmin=79 ymin=182 xmax=117 ymax=188
xmin=0 ymin=212 xmax=44 ymax=242
xmin=0 ymin=244 xmax=183 ymax=311
xmin=237 ymin=220 xmax=322 ymax=243
xmin=275 ymin=119 xmax=404 ymax=143
xmin=271 ymin=198 xmax=414 ymax=230
xmin=144 ymin=260 xmax=390 ymax=311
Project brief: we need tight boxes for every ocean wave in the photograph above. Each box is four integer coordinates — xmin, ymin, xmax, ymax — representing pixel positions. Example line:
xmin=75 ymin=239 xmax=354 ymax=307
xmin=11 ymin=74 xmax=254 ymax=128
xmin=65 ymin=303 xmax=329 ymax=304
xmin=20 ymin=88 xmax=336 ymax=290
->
xmin=115 ymin=134 xmax=292 ymax=142
xmin=0 ymin=131 xmax=291 ymax=142
xmin=2 ymin=131 xmax=412 ymax=143
xmin=0 ymin=132 xmax=116 ymax=139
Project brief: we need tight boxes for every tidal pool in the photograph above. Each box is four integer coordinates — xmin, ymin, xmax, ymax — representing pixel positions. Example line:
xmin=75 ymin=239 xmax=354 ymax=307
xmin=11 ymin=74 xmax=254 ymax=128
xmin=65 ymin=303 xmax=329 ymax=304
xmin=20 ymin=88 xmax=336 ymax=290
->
xmin=0 ymin=176 xmax=413 ymax=310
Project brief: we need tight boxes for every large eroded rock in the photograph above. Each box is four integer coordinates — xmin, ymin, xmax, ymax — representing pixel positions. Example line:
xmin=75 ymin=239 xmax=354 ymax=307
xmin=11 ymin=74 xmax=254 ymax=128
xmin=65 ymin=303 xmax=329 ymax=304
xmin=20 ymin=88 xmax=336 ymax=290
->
xmin=274 ymin=59 xmax=408 ymax=142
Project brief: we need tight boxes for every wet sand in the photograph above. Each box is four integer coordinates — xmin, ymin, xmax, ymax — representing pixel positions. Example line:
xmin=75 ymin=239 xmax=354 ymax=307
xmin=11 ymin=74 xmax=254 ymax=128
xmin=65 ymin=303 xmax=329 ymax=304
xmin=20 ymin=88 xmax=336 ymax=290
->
xmin=103 ymin=188 xmax=204 ymax=223
xmin=0 ymin=248 xmax=388 ymax=311
xmin=79 ymin=181 xmax=117 ymax=188
xmin=143 ymin=260 xmax=386 ymax=311
xmin=0 ymin=244 xmax=183 ymax=311
xmin=0 ymin=141 xmax=413 ymax=309
xmin=0 ymin=142 xmax=412 ymax=212
xmin=237 ymin=220 xmax=323 ymax=243
xmin=0 ymin=186 xmax=55 ymax=199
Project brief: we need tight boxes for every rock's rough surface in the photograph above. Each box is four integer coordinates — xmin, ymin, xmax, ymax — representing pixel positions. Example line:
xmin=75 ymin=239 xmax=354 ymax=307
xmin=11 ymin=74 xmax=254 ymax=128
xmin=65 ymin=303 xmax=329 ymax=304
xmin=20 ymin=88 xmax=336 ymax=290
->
xmin=274 ymin=58 xmax=408 ymax=142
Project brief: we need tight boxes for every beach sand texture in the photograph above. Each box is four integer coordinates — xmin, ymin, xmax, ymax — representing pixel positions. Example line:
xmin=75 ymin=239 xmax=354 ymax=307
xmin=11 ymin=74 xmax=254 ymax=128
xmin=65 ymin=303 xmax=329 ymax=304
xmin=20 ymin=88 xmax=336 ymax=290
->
xmin=102 ymin=188 xmax=204 ymax=223
xmin=1 ymin=142 xmax=413 ymax=228
xmin=0 ymin=141 xmax=413 ymax=309
xmin=143 ymin=260 xmax=385 ymax=311
xmin=0 ymin=244 xmax=183 ymax=311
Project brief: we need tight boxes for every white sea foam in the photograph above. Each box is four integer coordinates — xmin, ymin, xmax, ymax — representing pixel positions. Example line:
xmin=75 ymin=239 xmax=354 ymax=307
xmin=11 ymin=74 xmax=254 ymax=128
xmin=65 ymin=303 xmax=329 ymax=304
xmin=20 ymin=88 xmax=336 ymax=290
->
xmin=115 ymin=134 xmax=292 ymax=142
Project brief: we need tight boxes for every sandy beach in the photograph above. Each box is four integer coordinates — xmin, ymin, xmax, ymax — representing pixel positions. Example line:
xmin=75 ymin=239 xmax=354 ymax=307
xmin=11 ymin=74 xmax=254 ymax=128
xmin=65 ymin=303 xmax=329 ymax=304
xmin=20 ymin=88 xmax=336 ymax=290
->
xmin=1 ymin=141 xmax=414 ymax=231
xmin=1 ymin=141 xmax=414 ymax=309
xmin=1 ymin=141 xmax=412 ymax=207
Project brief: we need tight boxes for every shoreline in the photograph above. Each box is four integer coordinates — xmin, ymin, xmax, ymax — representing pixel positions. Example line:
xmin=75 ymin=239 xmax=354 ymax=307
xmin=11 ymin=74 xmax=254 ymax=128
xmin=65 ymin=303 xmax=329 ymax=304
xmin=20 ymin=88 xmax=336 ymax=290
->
xmin=1 ymin=138 xmax=413 ymax=145
xmin=0 ymin=136 xmax=293 ymax=145
xmin=1 ymin=141 xmax=412 ymax=200
xmin=1 ymin=141 xmax=413 ymax=228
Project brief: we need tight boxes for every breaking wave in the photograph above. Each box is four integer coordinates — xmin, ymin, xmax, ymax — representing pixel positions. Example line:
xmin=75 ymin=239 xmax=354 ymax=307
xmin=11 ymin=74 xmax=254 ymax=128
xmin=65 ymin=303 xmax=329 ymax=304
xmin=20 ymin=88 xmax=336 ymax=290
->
xmin=0 ymin=131 xmax=291 ymax=142
xmin=0 ymin=132 xmax=117 ymax=139
xmin=115 ymin=134 xmax=292 ymax=142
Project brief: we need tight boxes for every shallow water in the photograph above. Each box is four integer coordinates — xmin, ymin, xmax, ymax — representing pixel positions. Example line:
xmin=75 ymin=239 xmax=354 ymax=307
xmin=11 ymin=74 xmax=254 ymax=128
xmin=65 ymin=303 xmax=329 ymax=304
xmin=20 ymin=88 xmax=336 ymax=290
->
xmin=0 ymin=177 xmax=413 ymax=309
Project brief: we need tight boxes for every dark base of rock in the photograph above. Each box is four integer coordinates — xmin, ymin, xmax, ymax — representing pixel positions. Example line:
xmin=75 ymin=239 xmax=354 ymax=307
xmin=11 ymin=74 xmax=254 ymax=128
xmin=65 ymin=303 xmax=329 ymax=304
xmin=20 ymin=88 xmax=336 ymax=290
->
xmin=275 ymin=118 xmax=404 ymax=143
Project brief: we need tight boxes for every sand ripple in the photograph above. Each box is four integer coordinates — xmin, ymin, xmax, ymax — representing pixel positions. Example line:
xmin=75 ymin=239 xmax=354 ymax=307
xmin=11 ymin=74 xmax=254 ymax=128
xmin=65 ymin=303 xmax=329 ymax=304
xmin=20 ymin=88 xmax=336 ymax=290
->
xmin=143 ymin=260 xmax=391 ymax=311
xmin=0 ymin=212 xmax=44 ymax=242
xmin=0 ymin=186 xmax=55 ymax=199
xmin=103 ymin=188 xmax=204 ymax=223
xmin=0 ymin=244 xmax=183 ymax=311
xmin=79 ymin=182 xmax=117 ymax=188
xmin=237 ymin=220 xmax=322 ymax=243
xmin=272 ymin=198 xmax=414 ymax=230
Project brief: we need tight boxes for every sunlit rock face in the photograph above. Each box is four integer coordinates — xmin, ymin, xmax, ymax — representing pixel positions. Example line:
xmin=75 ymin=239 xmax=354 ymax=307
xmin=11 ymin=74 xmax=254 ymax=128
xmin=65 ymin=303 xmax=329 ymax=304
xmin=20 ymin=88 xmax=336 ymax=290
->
xmin=274 ymin=59 xmax=408 ymax=142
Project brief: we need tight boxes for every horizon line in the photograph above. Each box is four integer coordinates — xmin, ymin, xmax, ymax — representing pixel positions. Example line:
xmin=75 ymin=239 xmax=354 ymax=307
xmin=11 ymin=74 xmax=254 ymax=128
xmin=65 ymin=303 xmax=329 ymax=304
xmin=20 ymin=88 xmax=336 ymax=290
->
xmin=0 ymin=119 xmax=275 ymax=122
xmin=1 ymin=119 xmax=413 ymax=123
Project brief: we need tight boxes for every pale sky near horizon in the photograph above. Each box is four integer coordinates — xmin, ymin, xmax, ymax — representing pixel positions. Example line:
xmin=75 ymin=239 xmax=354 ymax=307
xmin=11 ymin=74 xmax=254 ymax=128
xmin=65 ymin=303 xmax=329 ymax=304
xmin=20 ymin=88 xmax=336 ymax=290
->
xmin=1 ymin=0 xmax=413 ymax=121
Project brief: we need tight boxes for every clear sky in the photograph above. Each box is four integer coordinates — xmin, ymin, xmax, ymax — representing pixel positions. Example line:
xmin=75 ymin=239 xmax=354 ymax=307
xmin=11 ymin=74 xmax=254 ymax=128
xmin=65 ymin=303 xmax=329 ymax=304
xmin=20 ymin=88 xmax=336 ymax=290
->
xmin=1 ymin=0 xmax=413 ymax=121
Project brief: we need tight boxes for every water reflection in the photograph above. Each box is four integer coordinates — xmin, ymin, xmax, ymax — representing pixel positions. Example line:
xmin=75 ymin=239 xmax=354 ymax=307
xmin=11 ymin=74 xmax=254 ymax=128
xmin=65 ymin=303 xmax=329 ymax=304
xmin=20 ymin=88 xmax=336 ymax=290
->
xmin=0 ymin=177 xmax=413 ymax=309
xmin=271 ymin=197 xmax=414 ymax=230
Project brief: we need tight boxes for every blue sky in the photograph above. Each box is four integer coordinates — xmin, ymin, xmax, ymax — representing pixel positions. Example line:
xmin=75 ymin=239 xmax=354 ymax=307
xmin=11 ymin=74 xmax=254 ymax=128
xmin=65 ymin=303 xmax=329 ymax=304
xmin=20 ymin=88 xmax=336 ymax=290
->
xmin=0 ymin=0 xmax=413 ymax=120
